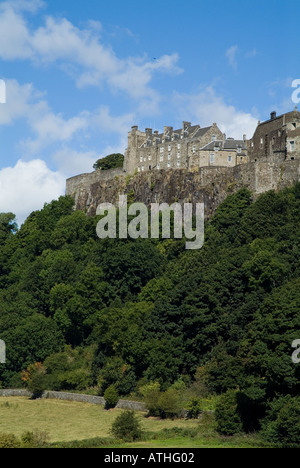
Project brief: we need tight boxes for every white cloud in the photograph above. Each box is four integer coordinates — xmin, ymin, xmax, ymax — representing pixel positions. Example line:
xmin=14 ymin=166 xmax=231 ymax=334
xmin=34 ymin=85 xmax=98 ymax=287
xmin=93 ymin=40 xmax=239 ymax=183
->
xmin=173 ymin=86 xmax=258 ymax=139
xmin=0 ymin=159 xmax=65 ymax=225
xmin=0 ymin=3 xmax=182 ymax=104
xmin=226 ymin=45 xmax=239 ymax=71
xmin=52 ymin=148 xmax=97 ymax=176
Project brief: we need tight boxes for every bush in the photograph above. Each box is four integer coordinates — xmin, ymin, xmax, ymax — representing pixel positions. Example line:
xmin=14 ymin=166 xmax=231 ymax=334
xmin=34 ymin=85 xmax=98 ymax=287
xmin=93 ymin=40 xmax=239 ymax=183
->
xmin=215 ymin=389 xmax=243 ymax=436
xmin=104 ymin=385 xmax=119 ymax=409
xmin=21 ymin=430 xmax=49 ymax=448
xmin=22 ymin=362 xmax=47 ymax=399
xmin=111 ymin=411 xmax=143 ymax=442
xmin=157 ymin=389 xmax=182 ymax=419
xmin=260 ymin=396 xmax=300 ymax=448
xmin=0 ymin=433 xmax=21 ymax=448
xmin=140 ymin=381 xmax=161 ymax=417
xmin=186 ymin=397 xmax=202 ymax=419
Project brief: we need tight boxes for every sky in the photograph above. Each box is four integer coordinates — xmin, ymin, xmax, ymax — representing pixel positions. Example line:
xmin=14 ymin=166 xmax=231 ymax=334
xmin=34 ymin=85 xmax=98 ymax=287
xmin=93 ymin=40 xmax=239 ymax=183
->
xmin=0 ymin=0 xmax=299 ymax=225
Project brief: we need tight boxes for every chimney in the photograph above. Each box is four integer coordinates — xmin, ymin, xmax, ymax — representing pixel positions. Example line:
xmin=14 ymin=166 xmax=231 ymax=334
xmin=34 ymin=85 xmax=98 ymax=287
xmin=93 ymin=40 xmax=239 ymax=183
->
xmin=145 ymin=128 xmax=152 ymax=135
xmin=270 ymin=111 xmax=277 ymax=120
xmin=131 ymin=125 xmax=138 ymax=132
xmin=182 ymin=121 xmax=191 ymax=131
xmin=243 ymin=134 xmax=247 ymax=142
xmin=164 ymin=126 xmax=173 ymax=135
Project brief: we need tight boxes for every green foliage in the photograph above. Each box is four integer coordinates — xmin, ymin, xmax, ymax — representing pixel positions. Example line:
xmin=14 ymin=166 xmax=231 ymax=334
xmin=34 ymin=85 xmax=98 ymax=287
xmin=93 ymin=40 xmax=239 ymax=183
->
xmin=157 ymin=388 xmax=182 ymax=419
xmin=215 ymin=390 xmax=243 ymax=436
xmin=21 ymin=430 xmax=49 ymax=448
xmin=140 ymin=382 xmax=182 ymax=419
xmin=0 ymin=185 xmax=300 ymax=441
xmin=0 ymin=433 xmax=21 ymax=448
xmin=110 ymin=410 xmax=143 ymax=441
xmin=104 ymin=385 xmax=119 ymax=409
xmin=93 ymin=153 xmax=124 ymax=171
xmin=140 ymin=381 xmax=161 ymax=416
xmin=186 ymin=397 xmax=202 ymax=419
xmin=260 ymin=396 xmax=300 ymax=448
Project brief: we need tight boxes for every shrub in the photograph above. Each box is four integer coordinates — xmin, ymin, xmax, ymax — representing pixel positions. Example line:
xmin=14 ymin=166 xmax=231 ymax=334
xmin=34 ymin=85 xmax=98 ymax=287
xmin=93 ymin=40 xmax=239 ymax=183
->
xmin=0 ymin=433 xmax=21 ymax=448
xmin=140 ymin=381 xmax=161 ymax=416
xmin=22 ymin=362 xmax=47 ymax=399
xmin=215 ymin=389 xmax=243 ymax=436
xmin=186 ymin=397 xmax=202 ymax=419
xmin=111 ymin=411 xmax=143 ymax=442
xmin=157 ymin=389 xmax=182 ymax=419
xmin=260 ymin=396 xmax=300 ymax=448
xmin=104 ymin=385 xmax=119 ymax=409
xmin=21 ymin=430 xmax=49 ymax=448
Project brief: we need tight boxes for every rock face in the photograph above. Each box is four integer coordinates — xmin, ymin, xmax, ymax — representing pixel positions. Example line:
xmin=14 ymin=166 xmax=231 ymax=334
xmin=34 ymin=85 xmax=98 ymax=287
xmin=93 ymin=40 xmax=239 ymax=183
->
xmin=66 ymin=160 xmax=300 ymax=219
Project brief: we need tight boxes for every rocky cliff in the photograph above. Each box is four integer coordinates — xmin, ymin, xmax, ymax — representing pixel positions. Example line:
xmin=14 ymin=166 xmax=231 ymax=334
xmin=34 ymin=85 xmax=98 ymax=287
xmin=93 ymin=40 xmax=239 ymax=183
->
xmin=66 ymin=160 xmax=300 ymax=219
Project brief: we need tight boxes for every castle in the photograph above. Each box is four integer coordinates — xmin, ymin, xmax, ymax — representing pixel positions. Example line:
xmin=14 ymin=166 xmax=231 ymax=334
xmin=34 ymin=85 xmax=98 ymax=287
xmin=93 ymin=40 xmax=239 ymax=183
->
xmin=66 ymin=108 xmax=300 ymax=218
xmin=124 ymin=122 xmax=248 ymax=174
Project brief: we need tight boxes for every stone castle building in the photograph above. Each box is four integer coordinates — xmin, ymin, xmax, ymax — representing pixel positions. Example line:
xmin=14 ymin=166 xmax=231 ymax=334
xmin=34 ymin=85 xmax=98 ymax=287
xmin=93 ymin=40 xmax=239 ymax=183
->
xmin=124 ymin=121 xmax=248 ymax=174
xmin=66 ymin=108 xmax=300 ymax=218
xmin=248 ymin=107 xmax=300 ymax=163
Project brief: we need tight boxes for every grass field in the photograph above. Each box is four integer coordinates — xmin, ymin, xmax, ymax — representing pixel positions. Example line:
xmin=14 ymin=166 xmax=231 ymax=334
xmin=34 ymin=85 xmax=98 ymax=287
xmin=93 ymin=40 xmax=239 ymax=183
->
xmin=0 ymin=396 xmax=266 ymax=448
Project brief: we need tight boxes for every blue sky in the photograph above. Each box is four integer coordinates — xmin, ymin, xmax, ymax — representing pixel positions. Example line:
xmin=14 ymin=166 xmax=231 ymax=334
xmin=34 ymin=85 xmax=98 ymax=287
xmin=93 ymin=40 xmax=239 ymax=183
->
xmin=0 ymin=0 xmax=299 ymax=224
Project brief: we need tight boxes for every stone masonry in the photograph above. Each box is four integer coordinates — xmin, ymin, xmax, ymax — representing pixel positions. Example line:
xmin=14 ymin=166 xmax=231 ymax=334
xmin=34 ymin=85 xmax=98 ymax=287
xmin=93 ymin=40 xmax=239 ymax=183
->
xmin=66 ymin=109 xmax=300 ymax=218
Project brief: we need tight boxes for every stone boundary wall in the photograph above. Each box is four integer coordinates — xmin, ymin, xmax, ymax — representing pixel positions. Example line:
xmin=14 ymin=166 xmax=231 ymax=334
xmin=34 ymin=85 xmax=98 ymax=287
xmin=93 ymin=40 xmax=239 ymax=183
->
xmin=0 ymin=389 xmax=146 ymax=411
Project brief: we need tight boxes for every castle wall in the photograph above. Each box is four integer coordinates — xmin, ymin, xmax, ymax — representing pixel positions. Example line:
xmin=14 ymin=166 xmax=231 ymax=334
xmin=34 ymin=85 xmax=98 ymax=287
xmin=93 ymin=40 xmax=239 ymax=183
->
xmin=66 ymin=160 xmax=300 ymax=220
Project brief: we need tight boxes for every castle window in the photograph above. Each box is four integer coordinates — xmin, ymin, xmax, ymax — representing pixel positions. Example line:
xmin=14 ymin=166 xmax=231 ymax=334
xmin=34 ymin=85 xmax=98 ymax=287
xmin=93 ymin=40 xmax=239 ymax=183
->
xmin=167 ymin=162 xmax=171 ymax=168
xmin=157 ymin=164 xmax=160 ymax=170
xmin=177 ymin=160 xmax=181 ymax=167
xmin=177 ymin=143 xmax=181 ymax=149
xmin=160 ymin=147 xmax=164 ymax=153
xmin=238 ymin=147 xmax=242 ymax=154
xmin=138 ymin=167 xmax=141 ymax=172
xmin=168 ymin=144 xmax=171 ymax=151
xmin=177 ymin=151 xmax=181 ymax=158
xmin=260 ymin=137 xmax=263 ymax=145
xmin=140 ymin=156 xmax=143 ymax=162
xmin=210 ymin=153 xmax=215 ymax=164
xmin=148 ymin=154 xmax=151 ymax=160
xmin=290 ymin=141 xmax=295 ymax=151
xmin=278 ymin=131 xmax=281 ymax=137
xmin=168 ymin=153 xmax=171 ymax=160
xmin=228 ymin=155 xmax=232 ymax=162
xmin=144 ymin=157 xmax=146 ymax=162
xmin=142 ymin=166 xmax=144 ymax=171
xmin=212 ymin=135 xmax=216 ymax=141
xmin=192 ymin=145 xmax=196 ymax=153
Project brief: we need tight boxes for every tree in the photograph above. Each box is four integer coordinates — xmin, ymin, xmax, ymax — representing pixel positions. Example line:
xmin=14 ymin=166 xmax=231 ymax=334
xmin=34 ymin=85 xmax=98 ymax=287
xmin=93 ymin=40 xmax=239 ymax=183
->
xmin=93 ymin=153 xmax=124 ymax=171
xmin=0 ymin=213 xmax=18 ymax=245
xmin=111 ymin=411 xmax=143 ymax=441
xmin=104 ymin=385 xmax=119 ymax=409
